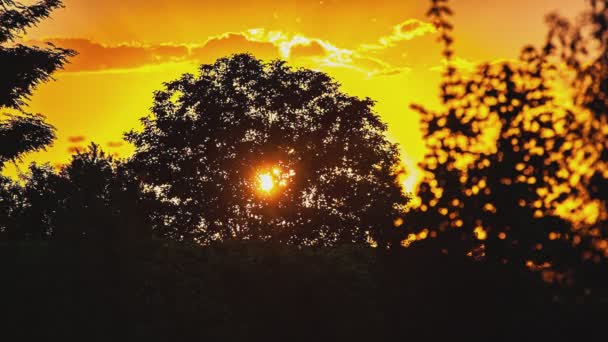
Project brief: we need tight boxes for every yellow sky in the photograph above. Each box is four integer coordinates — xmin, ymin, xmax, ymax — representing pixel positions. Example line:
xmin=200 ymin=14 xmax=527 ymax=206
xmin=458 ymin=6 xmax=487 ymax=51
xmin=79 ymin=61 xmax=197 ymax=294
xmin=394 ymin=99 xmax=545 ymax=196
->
xmin=7 ymin=0 xmax=585 ymax=191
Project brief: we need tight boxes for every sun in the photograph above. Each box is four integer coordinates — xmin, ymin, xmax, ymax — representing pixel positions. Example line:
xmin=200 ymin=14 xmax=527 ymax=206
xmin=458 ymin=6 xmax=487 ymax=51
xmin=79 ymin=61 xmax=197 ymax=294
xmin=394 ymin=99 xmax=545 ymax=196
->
xmin=255 ymin=166 xmax=294 ymax=195
xmin=258 ymin=173 xmax=275 ymax=193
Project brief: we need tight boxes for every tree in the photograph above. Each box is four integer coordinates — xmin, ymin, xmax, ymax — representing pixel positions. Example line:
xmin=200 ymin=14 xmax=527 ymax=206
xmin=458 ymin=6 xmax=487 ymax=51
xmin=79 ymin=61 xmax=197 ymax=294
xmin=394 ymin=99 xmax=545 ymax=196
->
xmin=127 ymin=54 xmax=409 ymax=247
xmin=0 ymin=172 xmax=21 ymax=237
xmin=6 ymin=144 xmax=153 ymax=241
xmin=407 ymin=0 xmax=608 ymax=275
xmin=55 ymin=144 xmax=153 ymax=241
xmin=0 ymin=0 xmax=74 ymax=235
xmin=0 ymin=0 xmax=75 ymax=167
xmin=544 ymin=0 xmax=608 ymax=253
xmin=0 ymin=0 xmax=74 ymax=109
xmin=0 ymin=113 xmax=55 ymax=167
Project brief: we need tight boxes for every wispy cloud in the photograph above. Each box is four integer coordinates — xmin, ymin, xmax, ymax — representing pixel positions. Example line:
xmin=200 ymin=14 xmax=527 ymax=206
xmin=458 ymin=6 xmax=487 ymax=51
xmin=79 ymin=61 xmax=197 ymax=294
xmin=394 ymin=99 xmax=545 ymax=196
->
xmin=360 ymin=19 xmax=436 ymax=51
xmin=243 ymin=29 xmax=411 ymax=78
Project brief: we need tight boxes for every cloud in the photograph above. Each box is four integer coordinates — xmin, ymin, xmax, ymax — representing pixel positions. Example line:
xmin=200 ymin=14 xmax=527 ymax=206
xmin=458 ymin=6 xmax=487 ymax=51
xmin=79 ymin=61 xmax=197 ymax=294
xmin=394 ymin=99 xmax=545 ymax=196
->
xmin=107 ymin=141 xmax=124 ymax=148
xmin=150 ymin=45 xmax=191 ymax=60
xmin=67 ymin=135 xmax=86 ymax=143
xmin=351 ymin=56 xmax=385 ymax=69
xmin=32 ymin=38 xmax=190 ymax=72
xmin=235 ymin=22 xmax=428 ymax=77
xmin=67 ymin=146 xmax=83 ymax=154
xmin=361 ymin=19 xmax=436 ymax=51
xmin=30 ymin=21 xmax=426 ymax=78
xmin=289 ymin=40 xmax=327 ymax=59
xmin=241 ymin=29 xmax=348 ymax=63
xmin=191 ymin=33 xmax=280 ymax=63
xmin=366 ymin=67 xmax=412 ymax=78
xmin=330 ymin=55 xmax=411 ymax=78
xmin=241 ymin=29 xmax=395 ymax=76
xmin=32 ymin=33 xmax=280 ymax=72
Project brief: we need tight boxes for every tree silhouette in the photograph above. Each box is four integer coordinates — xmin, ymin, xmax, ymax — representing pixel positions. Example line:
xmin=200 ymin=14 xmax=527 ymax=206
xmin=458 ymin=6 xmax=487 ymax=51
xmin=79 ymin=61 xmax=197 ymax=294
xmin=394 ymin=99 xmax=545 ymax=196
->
xmin=407 ymin=0 xmax=608 ymax=275
xmin=0 ymin=113 xmax=55 ymax=168
xmin=544 ymin=0 xmax=608 ymax=257
xmin=0 ymin=0 xmax=74 ymax=168
xmin=0 ymin=171 xmax=21 ymax=237
xmin=5 ymin=144 xmax=153 ymax=241
xmin=55 ymin=144 xmax=153 ymax=241
xmin=0 ymin=0 xmax=74 ymax=108
xmin=0 ymin=0 xmax=74 ymax=236
xmin=127 ymin=54 xmax=409 ymax=247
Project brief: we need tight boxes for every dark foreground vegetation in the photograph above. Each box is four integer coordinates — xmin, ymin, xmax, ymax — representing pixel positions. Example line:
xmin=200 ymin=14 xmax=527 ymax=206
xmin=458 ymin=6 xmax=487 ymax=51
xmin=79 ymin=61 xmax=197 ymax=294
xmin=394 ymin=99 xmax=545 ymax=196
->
xmin=1 ymin=241 xmax=606 ymax=341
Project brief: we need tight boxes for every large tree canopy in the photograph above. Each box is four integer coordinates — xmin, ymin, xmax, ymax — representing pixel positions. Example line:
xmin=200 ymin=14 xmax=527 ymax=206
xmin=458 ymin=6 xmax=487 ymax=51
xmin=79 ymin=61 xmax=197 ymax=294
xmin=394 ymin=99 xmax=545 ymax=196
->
xmin=127 ymin=54 xmax=408 ymax=247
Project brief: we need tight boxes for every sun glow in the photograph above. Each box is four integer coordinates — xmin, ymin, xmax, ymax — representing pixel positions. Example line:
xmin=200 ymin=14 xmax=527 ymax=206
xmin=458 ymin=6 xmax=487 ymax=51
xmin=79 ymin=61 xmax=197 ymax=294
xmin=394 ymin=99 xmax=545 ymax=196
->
xmin=258 ymin=173 xmax=275 ymax=193
xmin=255 ymin=166 xmax=294 ymax=195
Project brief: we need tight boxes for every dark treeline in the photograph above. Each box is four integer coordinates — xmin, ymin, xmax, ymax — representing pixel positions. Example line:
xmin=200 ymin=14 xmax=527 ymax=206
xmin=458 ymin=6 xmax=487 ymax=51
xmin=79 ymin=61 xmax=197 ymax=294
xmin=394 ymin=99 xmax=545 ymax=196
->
xmin=1 ymin=0 xmax=608 ymax=339
xmin=1 ymin=241 xmax=606 ymax=341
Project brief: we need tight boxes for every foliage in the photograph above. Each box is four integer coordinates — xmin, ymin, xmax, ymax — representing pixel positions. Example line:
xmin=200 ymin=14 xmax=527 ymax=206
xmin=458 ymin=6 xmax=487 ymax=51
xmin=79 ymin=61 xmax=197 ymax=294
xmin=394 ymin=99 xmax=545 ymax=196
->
xmin=0 ymin=0 xmax=75 ymax=108
xmin=127 ymin=54 xmax=409 ymax=247
xmin=544 ymin=0 xmax=608 ymax=241
xmin=0 ymin=0 xmax=74 ymax=172
xmin=408 ymin=0 xmax=608 ymax=279
xmin=0 ymin=0 xmax=78 ymax=239
xmin=0 ymin=174 xmax=20 ymax=234
xmin=0 ymin=113 xmax=55 ymax=167
xmin=2 ymin=144 xmax=153 ymax=241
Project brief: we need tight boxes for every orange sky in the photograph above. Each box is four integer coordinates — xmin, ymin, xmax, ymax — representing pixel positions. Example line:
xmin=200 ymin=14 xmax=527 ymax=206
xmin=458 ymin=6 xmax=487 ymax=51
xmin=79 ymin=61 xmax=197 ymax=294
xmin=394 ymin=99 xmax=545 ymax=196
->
xmin=8 ymin=0 xmax=586 ymax=191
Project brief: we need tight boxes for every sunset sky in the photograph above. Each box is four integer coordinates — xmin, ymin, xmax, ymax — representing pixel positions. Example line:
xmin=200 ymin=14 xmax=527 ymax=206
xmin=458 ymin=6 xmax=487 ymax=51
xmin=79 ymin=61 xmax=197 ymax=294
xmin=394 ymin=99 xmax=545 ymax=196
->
xmin=11 ymin=0 xmax=585 ymax=191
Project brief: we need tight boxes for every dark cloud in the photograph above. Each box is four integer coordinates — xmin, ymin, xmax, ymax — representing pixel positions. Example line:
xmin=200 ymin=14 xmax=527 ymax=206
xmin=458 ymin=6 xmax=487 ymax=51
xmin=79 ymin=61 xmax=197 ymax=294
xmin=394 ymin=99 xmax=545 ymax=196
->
xmin=107 ymin=141 xmax=124 ymax=148
xmin=29 ymin=38 xmax=190 ymax=72
xmin=67 ymin=135 xmax=86 ymax=143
